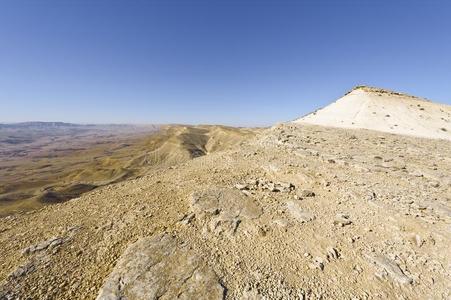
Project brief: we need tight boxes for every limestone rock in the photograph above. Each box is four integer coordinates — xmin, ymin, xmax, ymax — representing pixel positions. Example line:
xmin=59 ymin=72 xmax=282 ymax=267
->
xmin=326 ymin=247 xmax=339 ymax=260
xmin=96 ymin=234 xmax=225 ymax=300
xmin=189 ymin=188 xmax=262 ymax=236
xmin=366 ymin=254 xmax=413 ymax=285
xmin=309 ymin=257 xmax=325 ymax=271
xmin=297 ymin=190 xmax=316 ymax=198
xmin=235 ymin=183 xmax=249 ymax=190
xmin=333 ymin=214 xmax=352 ymax=227
xmin=22 ymin=237 xmax=64 ymax=255
xmin=286 ymin=201 xmax=315 ymax=223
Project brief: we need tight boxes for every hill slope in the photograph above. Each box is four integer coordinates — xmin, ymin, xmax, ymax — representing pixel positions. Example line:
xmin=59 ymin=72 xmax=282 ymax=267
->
xmin=0 ymin=124 xmax=256 ymax=216
xmin=1 ymin=123 xmax=450 ymax=299
xmin=294 ymin=86 xmax=451 ymax=140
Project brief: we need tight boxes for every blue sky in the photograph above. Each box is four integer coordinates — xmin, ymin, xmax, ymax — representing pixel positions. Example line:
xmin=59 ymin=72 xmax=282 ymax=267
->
xmin=0 ymin=0 xmax=450 ymax=126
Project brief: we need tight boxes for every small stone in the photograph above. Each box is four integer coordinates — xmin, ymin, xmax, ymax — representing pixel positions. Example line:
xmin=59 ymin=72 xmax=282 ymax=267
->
xmin=235 ymin=183 xmax=249 ymax=190
xmin=241 ymin=190 xmax=252 ymax=197
xmin=415 ymin=234 xmax=424 ymax=248
xmin=258 ymin=226 xmax=269 ymax=237
xmin=366 ymin=192 xmax=376 ymax=201
xmin=410 ymin=170 xmax=423 ymax=177
xmin=333 ymin=214 xmax=352 ymax=227
xmin=349 ymin=235 xmax=360 ymax=243
xmin=298 ymin=190 xmax=315 ymax=198
xmin=326 ymin=247 xmax=339 ymax=260
xmin=309 ymin=257 xmax=325 ymax=271
xmin=429 ymin=181 xmax=440 ymax=188
xmin=49 ymin=238 xmax=63 ymax=249
xmin=270 ymin=182 xmax=294 ymax=193
xmin=272 ymin=219 xmax=288 ymax=227
xmin=179 ymin=213 xmax=195 ymax=225
xmin=247 ymin=179 xmax=258 ymax=187
xmin=266 ymin=182 xmax=277 ymax=192
xmin=353 ymin=265 xmax=363 ymax=274
xmin=66 ymin=226 xmax=81 ymax=232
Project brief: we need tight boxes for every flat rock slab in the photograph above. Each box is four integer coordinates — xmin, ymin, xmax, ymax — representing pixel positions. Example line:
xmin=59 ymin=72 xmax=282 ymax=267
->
xmin=366 ymin=254 xmax=413 ymax=285
xmin=333 ymin=213 xmax=352 ymax=227
xmin=286 ymin=201 xmax=315 ymax=223
xmin=190 ymin=188 xmax=262 ymax=236
xmin=22 ymin=236 xmax=64 ymax=254
xmin=96 ymin=234 xmax=225 ymax=300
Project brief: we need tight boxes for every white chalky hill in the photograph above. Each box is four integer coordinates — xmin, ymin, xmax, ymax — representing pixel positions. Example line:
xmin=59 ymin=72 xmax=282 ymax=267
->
xmin=294 ymin=86 xmax=451 ymax=140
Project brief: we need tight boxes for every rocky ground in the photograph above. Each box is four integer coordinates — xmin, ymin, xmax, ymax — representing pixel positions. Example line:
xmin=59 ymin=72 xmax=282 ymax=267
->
xmin=0 ymin=123 xmax=450 ymax=299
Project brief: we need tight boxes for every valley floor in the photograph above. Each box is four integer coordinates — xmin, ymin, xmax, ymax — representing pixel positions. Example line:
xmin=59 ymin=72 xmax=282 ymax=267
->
xmin=1 ymin=123 xmax=450 ymax=299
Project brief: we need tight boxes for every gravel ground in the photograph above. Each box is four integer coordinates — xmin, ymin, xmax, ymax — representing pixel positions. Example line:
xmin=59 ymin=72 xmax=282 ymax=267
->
xmin=1 ymin=123 xmax=450 ymax=299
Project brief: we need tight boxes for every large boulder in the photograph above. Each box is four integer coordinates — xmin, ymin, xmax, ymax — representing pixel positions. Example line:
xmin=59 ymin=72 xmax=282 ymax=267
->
xmin=96 ymin=234 xmax=225 ymax=300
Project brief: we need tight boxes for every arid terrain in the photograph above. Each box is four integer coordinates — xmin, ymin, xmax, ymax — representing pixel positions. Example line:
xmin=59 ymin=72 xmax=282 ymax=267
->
xmin=0 ymin=87 xmax=450 ymax=299
xmin=0 ymin=122 xmax=158 ymax=216
xmin=296 ymin=86 xmax=451 ymax=140
xmin=0 ymin=123 xmax=254 ymax=216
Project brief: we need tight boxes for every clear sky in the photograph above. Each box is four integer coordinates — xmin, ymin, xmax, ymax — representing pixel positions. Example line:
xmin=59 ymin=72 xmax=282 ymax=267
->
xmin=0 ymin=0 xmax=450 ymax=126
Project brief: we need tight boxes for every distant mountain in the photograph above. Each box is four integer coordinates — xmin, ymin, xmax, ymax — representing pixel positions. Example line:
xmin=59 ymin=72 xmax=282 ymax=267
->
xmin=294 ymin=86 xmax=451 ymax=140
xmin=0 ymin=122 xmax=160 ymax=132
xmin=0 ymin=122 xmax=81 ymax=129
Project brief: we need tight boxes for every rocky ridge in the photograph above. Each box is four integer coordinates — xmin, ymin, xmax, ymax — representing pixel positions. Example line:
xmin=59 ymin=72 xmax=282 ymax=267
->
xmin=0 ymin=122 xmax=450 ymax=299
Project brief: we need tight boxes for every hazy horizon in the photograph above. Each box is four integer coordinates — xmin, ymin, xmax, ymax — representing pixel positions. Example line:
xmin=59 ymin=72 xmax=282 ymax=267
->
xmin=1 ymin=0 xmax=451 ymax=126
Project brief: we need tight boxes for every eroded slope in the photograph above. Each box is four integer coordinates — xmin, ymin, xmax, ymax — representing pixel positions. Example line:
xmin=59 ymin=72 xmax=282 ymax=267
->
xmin=0 ymin=124 xmax=255 ymax=217
xmin=295 ymin=86 xmax=451 ymax=140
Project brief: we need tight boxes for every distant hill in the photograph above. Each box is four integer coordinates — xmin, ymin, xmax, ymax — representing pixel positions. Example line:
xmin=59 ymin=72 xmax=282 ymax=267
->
xmin=294 ymin=86 xmax=451 ymax=140
xmin=0 ymin=122 xmax=79 ymax=129
xmin=0 ymin=122 xmax=157 ymax=130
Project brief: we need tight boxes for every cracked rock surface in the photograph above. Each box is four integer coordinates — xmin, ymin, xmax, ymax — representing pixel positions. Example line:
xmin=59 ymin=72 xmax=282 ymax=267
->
xmin=96 ymin=234 xmax=225 ymax=300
